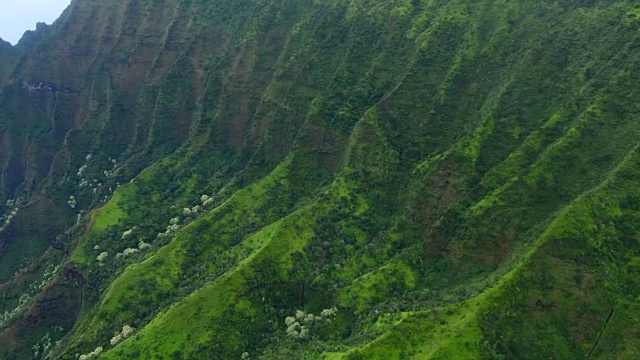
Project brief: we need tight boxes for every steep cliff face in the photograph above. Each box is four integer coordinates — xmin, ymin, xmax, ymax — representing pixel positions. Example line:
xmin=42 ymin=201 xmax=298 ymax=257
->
xmin=0 ymin=38 xmax=18 ymax=87
xmin=1 ymin=0 xmax=640 ymax=359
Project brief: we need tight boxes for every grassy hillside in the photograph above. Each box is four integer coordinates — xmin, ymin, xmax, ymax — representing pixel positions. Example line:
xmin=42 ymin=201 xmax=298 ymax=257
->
xmin=1 ymin=0 xmax=640 ymax=359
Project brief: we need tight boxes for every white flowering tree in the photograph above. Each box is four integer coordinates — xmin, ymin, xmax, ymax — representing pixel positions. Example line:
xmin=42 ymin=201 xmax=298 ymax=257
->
xmin=110 ymin=324 xmax=135 ymax=346
xmin=283 ymin=308 xmax=338 ymax=340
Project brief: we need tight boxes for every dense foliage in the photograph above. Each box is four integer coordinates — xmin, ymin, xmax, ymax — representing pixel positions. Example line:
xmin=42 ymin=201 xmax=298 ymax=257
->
xmin=1 ymin=0 xmax=640 ymax=358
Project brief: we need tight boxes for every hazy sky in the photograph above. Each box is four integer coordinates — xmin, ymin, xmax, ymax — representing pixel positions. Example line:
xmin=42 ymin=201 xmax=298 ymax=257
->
xmin=0 ymin=0 xmax=71 ymax=45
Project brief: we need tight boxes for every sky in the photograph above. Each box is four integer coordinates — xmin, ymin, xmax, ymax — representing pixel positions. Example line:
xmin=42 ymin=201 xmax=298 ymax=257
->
xmin=0 ymin=0 xmax=71 ymax=45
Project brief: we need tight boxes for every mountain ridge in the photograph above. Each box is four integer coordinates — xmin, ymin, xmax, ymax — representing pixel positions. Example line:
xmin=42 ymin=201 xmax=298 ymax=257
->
xmin=1 ymin=0 xmax=640 ymax=358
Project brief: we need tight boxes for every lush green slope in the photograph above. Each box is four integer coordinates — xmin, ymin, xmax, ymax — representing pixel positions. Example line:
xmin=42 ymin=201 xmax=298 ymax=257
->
xmin=1 ymin=0 xmax=640 ymax=359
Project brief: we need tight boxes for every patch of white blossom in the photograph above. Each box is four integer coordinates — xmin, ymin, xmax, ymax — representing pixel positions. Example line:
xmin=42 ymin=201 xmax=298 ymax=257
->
xmin=75 ymin=154 xmax=121 ymax=195
xmin=154 ymin=195 xmax=216 ymax=243
xmin=110 ymin=325 xmax=134 ymax=346
xmin=123 ymin=248 xmax=138 ymax=256
xmin=0 ymin=294 xmax=32 ymax=328
xmin=96 ymin=252 xmax=109 ymax=262
xmin=1 ymin=265 xmax=60 ymax=329
xmin=284 ymin=307 xmax=337 ymax=339
xmin=182 ymin=195 xmax=214 ymax=218
xmin=116 ymin=240 xmax=152 ymax=259
xmin=78 ymin=346 xmax=103 ymax=360
xmin=320 ymin=308 xmax=338 ymax=317
xmin=201 ymin=194 xmax=214 ymax=206
xmin=32 ymin=332 xmax=53 ymax=359
xmin=77 ymin=324 xmax=133 ymax=358
xmin=77 ymin=164 xmax=88 ymax=177
xmin=76 ymin=210 xmax=85 ymax=225
xmin=0 ymin=206 xmax=19 ymax=233
xmin=157 ymin=221 xmax=181 ymax=240
xmin=37 ymin=265 xmax=61 ymax=290
xmin=121 ymin=227 xmax=135 ymax=239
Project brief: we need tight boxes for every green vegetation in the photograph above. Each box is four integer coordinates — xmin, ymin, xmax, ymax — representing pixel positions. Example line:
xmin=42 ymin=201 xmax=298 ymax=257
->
xmin=1 ymin=0 xmax=640 ymax=359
